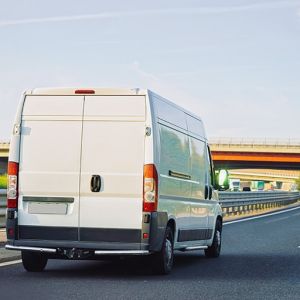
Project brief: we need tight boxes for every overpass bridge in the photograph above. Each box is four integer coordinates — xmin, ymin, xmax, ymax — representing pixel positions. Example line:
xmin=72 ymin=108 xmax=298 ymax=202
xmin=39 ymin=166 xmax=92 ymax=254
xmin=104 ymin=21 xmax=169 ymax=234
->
xmin=210 ymin=138 xmax=300 ymax=170
xmin=228 ymin=169 xmax=299 ymax=183
xmin=1 ymin=138 xmax=300 ymax=173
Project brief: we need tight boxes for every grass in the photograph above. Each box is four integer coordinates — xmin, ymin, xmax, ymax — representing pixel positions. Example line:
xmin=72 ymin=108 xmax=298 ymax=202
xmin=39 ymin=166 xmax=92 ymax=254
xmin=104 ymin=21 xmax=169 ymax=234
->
xmin=0 ymin=174 xmax=7 ymax=189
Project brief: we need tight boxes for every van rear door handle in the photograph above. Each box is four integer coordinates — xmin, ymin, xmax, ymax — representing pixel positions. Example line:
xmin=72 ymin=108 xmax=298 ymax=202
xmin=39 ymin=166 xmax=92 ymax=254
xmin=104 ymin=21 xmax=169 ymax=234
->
xmin=90 ymin=175 xmax=101 ymax=192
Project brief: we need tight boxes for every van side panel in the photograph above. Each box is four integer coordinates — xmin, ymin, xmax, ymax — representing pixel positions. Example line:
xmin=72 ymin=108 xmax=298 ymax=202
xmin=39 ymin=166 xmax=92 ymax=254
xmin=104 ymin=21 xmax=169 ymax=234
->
xmin=190 ymin=138 xmax=206 ymax=200
xmin=152 ymin=95 xmax=213 ymax=246
xmin=187 ymin=116 xmax=210 ymax=235
xmin=153 ymin=97 xmax=191 ymax=236
xmin=159 ymin=125 xmax=191 ymax=198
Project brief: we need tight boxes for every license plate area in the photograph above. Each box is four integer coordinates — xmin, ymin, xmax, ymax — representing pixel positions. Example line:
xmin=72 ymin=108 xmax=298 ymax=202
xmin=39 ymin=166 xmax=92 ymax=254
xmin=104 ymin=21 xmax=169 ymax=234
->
xmin=23 ymin=196 xmax=73 ymax=215
xmin=28 ymin=202 xmax=68 ymax=214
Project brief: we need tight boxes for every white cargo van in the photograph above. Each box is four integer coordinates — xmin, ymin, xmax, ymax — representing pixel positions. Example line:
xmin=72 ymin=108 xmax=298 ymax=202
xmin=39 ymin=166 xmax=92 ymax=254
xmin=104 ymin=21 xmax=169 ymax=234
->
xmin=6 ymin=88 xmax=227 ymax=274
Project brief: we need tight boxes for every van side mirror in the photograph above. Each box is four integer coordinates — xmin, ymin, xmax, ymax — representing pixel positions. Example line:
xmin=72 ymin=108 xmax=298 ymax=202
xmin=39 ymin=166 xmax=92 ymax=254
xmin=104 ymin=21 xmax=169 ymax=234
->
xmin=214 ymin=169 xmax=229 ymax=191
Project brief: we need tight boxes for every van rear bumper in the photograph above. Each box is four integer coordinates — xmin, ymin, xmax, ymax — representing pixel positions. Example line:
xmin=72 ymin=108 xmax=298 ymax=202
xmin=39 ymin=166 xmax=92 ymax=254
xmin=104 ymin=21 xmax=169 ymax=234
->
xmin=6 ymin=244 xmax=149 ymax=255
xmin=6 ymin=245 xmax=57 ymax=253
xmin=6 ymin=239 xmax=149 ymax=251
xmin=6 ymin=212 xmax=169 ymax=253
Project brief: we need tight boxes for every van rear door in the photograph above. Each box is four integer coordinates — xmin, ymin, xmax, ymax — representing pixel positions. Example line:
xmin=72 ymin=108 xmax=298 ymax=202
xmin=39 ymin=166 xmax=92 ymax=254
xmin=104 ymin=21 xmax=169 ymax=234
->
xmin=18 ymin=95 xmax=84 ymax=241
xmin=79 ymin=96 xmax=145 ymax=243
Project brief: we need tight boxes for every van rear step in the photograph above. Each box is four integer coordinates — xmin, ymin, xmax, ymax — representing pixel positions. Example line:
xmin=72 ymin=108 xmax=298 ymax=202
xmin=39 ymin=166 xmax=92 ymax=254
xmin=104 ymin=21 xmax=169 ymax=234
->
xmin=94 ymin=250 xmax=149 ymax=255
xmin=179 ymin=245 xmax=208 ymax=252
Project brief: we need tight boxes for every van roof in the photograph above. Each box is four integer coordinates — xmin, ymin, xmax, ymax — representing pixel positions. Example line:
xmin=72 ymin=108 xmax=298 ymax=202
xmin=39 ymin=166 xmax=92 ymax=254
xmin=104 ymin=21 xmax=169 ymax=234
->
xmin=25 ymin=87 xmax=148 ymax=96
xmin=24 ymin=87 xmax=204 ymax=127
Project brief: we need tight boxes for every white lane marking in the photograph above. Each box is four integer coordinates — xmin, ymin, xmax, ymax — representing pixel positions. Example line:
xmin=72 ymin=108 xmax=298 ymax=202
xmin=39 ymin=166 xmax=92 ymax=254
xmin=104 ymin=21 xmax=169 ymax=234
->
xmin=224 ymin=206 xmax=300 ymax=225
xmin=264 ymin=216 xmax=290 ymax=224
xmin=0 ymin=259 xmax=22 ymax=267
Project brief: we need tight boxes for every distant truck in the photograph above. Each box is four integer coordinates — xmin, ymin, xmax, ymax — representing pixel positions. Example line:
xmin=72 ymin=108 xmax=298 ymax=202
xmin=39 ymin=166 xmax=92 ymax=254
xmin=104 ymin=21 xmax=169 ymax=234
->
xmin=252 ymin=181 xmax=265 ymax=191
xmin=229 ymin=179 xmax=240 ymax=191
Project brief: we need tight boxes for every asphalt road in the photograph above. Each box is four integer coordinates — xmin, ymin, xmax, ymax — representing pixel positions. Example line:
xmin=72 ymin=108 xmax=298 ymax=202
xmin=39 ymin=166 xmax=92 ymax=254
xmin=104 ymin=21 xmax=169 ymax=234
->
xmin=0 ymin=208 xmax=299 ymax=300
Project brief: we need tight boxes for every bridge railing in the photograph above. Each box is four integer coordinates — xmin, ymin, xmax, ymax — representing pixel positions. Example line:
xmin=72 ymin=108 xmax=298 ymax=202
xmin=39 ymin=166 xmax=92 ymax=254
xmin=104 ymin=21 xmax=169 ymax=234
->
xmin=209 ymin=137 xmax=300 ymax=146
xmin=0 ymin=190 xmax=299 ymax=227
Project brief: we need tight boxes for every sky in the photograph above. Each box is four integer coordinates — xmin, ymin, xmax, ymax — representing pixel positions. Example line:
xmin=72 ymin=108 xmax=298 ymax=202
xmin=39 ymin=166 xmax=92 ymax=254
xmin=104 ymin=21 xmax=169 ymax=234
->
xmin=0 ymin=0 xmax=300 ymax=141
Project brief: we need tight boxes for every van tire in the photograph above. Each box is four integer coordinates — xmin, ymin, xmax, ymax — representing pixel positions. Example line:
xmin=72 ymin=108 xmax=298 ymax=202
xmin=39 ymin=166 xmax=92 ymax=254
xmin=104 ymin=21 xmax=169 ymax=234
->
xmin=205 ymin=220 xmax=222 ymax=258
xmin=22 ymin=251 xmax=48 ymax=272
xmin=152 ymin=226 xmax=174 ymax=275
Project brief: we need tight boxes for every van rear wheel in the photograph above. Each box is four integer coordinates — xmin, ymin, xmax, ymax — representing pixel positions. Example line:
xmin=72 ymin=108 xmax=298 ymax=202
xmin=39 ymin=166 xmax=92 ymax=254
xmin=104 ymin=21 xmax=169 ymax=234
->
xmin=152 ymin=226 xmax=174 ymax=275
xmin=22 ymin=251 xmax=48 ymax=272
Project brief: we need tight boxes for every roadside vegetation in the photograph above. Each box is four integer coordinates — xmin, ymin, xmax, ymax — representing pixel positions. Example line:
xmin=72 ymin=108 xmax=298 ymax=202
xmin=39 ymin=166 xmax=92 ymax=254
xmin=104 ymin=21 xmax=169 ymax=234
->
xmin=0 ymin=174 xmax=7 ymax=189
xmin=296 ymin=175 xmax=300 ymax=191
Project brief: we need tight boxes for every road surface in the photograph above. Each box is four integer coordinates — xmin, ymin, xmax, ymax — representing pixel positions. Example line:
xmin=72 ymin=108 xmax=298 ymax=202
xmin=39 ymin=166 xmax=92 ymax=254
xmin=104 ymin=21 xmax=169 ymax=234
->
xmin=0 ymin=207 xmax=299 ymax=299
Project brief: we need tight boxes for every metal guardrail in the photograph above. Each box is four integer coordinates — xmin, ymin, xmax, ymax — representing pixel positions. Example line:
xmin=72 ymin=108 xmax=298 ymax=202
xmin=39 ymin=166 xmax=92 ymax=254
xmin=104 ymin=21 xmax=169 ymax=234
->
xmin=219 ymin=191 xmax=300 ymax=216
xmin=0 ymin=190 xmax=299 ymax=227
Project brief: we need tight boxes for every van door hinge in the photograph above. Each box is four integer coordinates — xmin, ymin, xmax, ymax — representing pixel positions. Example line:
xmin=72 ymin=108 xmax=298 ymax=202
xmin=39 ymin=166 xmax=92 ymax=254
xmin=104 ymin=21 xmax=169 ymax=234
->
xmin=145 ymin=127 xmax=151 ymax=136
xmin=13 ymin=124 xmax=21 ymax=136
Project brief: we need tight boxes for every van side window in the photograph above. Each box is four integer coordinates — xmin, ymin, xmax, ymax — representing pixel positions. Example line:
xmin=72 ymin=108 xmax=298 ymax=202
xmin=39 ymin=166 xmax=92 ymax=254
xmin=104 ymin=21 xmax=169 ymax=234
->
xmin=190 ymin=138 xmax=206 ymax=199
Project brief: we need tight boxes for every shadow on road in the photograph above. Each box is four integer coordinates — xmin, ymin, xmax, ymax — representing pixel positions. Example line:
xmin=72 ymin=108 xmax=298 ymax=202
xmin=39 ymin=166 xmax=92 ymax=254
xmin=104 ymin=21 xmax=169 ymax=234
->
xmin=173 ymin=252 xmax=300 ymax=280
xmin=16 ymin=251 xmax=300 ymax=281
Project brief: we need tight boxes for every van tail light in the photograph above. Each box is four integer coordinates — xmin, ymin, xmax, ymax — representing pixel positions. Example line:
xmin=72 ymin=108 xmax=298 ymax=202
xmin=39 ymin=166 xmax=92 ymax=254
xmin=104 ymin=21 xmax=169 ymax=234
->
xmin=143 ymin=164 xmax=158 ymax=212
xmin=7 ymin=162 xmax=19 ymax=209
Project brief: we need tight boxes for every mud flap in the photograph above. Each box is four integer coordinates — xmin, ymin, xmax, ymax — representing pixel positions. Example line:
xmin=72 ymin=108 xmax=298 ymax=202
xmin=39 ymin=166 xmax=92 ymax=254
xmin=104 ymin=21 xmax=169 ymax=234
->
xmin=149 ymin=212 xmax=169 ymax=252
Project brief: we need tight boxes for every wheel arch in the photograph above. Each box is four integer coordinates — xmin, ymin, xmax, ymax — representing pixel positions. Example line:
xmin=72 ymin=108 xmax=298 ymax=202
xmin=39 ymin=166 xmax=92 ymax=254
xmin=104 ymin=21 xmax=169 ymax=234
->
xmin=216 ymin=215 xmax=223 ymax=229
xmin=166 ymin=217 xmax=176 ymax=243
xmin=167 ymin=217 xmax=176 ymax=234
xmin=149 ymin=213 xmax=177 ymax=252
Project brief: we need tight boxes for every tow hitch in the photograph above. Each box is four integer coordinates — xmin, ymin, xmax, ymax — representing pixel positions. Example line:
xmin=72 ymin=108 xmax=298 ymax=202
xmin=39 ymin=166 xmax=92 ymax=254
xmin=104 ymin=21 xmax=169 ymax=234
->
xmin=59 ymin=248 xmax=94 ymax=259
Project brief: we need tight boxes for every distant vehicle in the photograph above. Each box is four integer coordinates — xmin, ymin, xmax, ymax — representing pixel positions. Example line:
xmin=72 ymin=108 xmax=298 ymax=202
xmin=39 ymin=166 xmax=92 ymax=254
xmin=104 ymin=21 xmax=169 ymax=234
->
xmin=6 ymin=88 xmax=228 ymax=274
xmin=229 ymin=179 xmax=240 ymax=191
xmin=251 ymin=180 xmax=265 ymax=191
xmin=242 ymin=187 xmax=251 ymax=192
xmin=239 ymin=181 xmax=251 ymax=191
